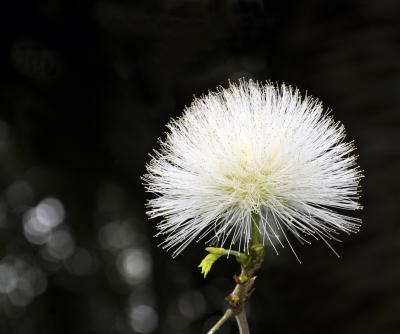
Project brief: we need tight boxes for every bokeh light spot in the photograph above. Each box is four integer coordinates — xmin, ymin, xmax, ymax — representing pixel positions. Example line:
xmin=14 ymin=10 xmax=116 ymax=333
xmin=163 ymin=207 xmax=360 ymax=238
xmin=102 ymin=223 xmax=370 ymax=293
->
xmin=44 ymin=229 xmax=75 ymax=261
xmin=128 ymin=287 xmax=156 ymax=309
xmin=23 ymin=197 xmax=65 ymax=245
xmin=178 ymin=290 xmax=206 ymax=320
xmin=165 ymin=302 xmax=190 ymax=332
xmin=67 ymin=248 xmax=97 ymax=276
xmin=99 ymin=221 xmax=131 ymax=252
xmin=117 ymin=249 xmax=151 ymax=285
xmin=128 ymin=305 xmax=158 ymax=333
xmin=0 ymin=264 xmax=18 ymax=293
xmin=0 ymin=257 xmax=47 ymax=309
xmin=6 ymin=181 xmax=34 ymax=209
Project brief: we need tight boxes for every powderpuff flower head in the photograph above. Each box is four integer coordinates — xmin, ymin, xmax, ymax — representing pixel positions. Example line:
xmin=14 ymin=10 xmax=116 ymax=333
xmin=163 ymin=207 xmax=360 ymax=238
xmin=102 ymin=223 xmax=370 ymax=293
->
xmin=143 ymin=80 xmax=362 ymax=259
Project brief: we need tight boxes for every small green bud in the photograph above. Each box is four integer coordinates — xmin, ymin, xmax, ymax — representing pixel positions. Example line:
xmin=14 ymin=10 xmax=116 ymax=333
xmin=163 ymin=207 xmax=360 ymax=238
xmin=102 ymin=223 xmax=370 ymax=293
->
xmin=232 ymin=296 xmax=240 ymax=305
xmin=240 ymin=275 xmax=248 ymax=284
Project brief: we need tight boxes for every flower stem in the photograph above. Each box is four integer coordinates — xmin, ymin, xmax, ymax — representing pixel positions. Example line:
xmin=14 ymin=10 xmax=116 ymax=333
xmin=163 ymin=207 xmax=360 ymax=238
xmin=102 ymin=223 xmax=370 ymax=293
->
xmin=206 ymin=213 xmax=265 ymax=334
xmin=251 ymin=212 xmax=260 ymax=245
xmin=207 ymin=309 xmax=233 ymax=334
xmin=236 ymin=310 xmax=250 ymax=334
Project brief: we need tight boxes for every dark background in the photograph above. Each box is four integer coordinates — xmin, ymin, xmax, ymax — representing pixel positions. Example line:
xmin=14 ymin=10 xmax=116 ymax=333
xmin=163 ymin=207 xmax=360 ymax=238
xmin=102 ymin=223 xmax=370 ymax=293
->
xmin=0 ymin=0 xmax=399 ymax=333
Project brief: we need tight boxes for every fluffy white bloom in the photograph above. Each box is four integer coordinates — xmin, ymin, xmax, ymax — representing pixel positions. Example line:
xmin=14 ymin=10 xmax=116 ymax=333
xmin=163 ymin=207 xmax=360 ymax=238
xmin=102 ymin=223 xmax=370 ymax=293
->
xmin=143 ymin=80 xmax=362 ymax=259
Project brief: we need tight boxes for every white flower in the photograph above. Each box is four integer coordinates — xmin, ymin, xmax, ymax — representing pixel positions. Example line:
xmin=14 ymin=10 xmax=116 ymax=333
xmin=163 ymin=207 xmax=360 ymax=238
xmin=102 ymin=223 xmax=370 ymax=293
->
xmin=143 ymin=80 xmax=362 ymax=259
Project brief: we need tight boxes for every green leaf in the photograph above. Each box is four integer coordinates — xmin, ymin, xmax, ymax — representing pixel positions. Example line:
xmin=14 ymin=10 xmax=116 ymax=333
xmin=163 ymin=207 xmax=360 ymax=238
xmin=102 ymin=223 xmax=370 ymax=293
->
xmin=198 ymin=247 xmax=248 ymax=278
xmin=198 ymin=253 xmax=222 ymax=278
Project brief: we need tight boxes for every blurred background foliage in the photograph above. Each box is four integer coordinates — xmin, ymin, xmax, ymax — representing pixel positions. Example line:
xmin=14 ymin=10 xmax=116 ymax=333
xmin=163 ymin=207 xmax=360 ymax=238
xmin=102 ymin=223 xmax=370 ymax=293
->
xmin=0 ymin=0 xmax=399 ymax=333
